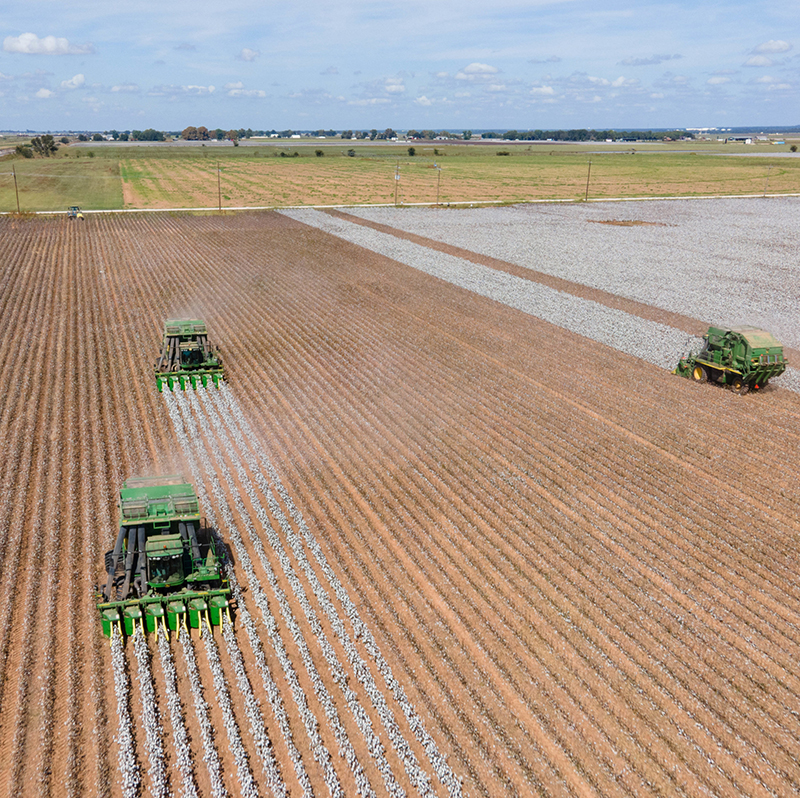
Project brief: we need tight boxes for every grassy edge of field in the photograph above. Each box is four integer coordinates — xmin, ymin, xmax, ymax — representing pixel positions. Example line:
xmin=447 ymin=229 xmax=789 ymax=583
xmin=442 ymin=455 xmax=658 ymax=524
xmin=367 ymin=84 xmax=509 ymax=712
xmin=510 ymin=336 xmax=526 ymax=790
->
xmin=1 ymin=141 xmax=799 ymax=212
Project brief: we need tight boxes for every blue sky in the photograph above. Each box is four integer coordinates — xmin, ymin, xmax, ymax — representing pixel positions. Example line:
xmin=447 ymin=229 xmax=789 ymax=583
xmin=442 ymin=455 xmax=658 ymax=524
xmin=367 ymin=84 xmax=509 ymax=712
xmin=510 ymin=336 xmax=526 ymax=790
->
xmin=1 ymin=1 xmax=797 ymax=131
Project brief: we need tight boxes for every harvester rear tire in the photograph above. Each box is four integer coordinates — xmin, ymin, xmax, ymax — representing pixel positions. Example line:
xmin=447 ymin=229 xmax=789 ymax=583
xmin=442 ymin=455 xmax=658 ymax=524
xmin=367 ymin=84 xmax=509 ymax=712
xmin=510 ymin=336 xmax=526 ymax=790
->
xmin=692 ymin=365 xmax=708 ymax=383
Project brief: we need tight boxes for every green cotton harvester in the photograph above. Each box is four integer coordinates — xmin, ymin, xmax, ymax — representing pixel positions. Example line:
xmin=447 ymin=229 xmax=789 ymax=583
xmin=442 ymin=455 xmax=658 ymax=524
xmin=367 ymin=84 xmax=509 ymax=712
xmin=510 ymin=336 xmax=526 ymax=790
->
xmin=97 ymin=475 xmax=231 ymax=638
xmin=155 ymin=318 xmax=225 ymax=392
xmin=674 ymin=325 xmax=787 ymax=394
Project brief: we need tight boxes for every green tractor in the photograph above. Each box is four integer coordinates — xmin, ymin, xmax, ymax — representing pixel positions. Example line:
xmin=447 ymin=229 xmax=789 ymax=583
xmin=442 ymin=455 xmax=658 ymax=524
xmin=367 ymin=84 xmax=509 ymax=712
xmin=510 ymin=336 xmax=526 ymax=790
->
xmin=155 ymin=318 xmax=225 ymax=392
xmin=97 ymin=475 xmax=231 ymax=638
xmin=674 ymin=325 xmax=787 ymax=394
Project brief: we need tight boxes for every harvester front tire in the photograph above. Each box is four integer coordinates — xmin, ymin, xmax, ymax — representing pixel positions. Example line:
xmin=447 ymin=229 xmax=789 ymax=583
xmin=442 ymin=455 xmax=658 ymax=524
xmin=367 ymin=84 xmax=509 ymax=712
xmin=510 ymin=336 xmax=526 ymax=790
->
xmin=731 ymin=378 xmax=750 ymax=395
xmin=692 ymin=365 xmax=708 ymax=383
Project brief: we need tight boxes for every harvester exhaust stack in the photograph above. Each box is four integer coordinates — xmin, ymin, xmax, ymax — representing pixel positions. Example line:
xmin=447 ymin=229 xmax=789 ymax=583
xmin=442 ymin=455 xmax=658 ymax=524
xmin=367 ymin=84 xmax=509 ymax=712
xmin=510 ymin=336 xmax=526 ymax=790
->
xmin=155 ymin=319 xmax=225 ymax=392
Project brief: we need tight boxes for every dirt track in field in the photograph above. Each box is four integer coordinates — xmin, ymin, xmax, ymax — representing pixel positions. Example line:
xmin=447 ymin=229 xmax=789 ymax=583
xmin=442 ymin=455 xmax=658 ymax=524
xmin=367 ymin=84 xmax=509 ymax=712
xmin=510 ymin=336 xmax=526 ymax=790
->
xmin=0 ymin=210 xmax=798 ymax=798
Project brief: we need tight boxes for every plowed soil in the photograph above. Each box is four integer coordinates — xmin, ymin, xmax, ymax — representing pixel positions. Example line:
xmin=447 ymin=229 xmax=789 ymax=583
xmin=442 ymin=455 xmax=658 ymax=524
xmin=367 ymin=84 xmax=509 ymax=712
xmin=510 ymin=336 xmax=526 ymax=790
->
xmin=0 ymin=210 xmax=798 ymax=798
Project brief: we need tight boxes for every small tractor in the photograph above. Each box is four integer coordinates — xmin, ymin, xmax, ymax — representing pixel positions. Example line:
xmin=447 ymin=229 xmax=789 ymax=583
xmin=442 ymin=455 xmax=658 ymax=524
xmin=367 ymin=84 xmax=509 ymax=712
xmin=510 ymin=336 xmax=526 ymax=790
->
xmin=674 ymin=325 xmax=787 ymax=394
xmin=155 ymin=318 xmax=225 ymax=391
xmin=97 ymin=475 xmax=231 ymax=637
xmin=67 ymin=206 xmax=84 ymax=220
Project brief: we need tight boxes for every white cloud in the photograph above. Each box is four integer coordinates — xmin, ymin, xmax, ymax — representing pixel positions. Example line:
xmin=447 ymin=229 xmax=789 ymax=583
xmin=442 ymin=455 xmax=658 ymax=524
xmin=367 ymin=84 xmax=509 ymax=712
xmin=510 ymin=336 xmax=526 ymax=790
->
xmin=149 ymin=84 xmax=215 ymax=96
xmin=4 ymin=33 xmax=93 ymax=56
xmin=385 ymin=78 xmax=405 ymax=94
xmin=587 ymin=76 xmax=610 ymax=86
xmin=488 ymin=84 xmax=507 ymax=92
xmin=415 ymin=95 xmax=433 ymax=106
xmin=456 ymin=62 xmax=499 ymax=80
xmin=744 ymin=55 xmax=772 ymax=67
xmin=620 ymin=54 xmax=682 ymax=66
xmin=707 ymin=76 xmax=731 ymax=85
xmin=111 ymin=83 xmax=139 ymax=93
xmin=35 ymin=88 xmax=54 ymax=98
xmin=238 ymin=48 xmax=259 ymax=62
xmin=611 ymin=76 xmax=637 ymax=88
xmin=753 ymin=40 xmax=792 ymax=54
xmin=756 ymin=75 xmax=792 ymax=90
xmin=347 ymin=97 xmax=390 ymax=105
xmin=228 ymin=88 xmax=266 ymax=98
xmin=530 ymin=85 xmax=554 ymax=95
xmin=225 ymin=81 xmax=244 ymax=90
xmin=61 ymin=73 xmax=85 ymax=90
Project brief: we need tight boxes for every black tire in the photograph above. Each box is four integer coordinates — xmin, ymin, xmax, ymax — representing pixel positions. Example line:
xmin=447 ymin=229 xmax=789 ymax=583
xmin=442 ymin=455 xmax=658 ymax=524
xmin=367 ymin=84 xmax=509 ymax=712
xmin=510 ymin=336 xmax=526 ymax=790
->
xmin=691 ymin=365 xmax=708 ymax=383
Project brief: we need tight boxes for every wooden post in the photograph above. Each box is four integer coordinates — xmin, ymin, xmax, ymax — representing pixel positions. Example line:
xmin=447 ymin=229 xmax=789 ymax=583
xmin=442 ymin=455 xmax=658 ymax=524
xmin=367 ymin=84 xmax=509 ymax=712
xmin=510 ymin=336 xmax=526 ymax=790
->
xmin=12 ymin=167 xmax=21 ymax=214
xmin=584 ymin=160 xmax=592 ymax=201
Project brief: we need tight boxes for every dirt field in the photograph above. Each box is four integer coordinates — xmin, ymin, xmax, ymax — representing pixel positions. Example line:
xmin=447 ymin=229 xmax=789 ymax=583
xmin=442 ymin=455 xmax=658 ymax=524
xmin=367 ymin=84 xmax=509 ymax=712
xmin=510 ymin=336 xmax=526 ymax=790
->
xmin=0 ymin=209 xmax=798 ymax=798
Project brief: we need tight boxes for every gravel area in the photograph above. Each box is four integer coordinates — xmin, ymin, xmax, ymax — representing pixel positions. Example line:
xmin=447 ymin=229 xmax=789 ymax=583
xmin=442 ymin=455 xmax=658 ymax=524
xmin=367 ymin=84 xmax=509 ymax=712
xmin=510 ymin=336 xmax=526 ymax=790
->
xmin=281 ymin=207 xmax=798 ymax=392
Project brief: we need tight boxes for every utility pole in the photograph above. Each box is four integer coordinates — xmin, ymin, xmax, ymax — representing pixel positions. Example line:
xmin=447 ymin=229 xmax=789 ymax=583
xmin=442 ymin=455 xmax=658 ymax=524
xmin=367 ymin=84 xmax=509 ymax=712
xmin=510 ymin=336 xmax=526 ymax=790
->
xmin=12 ymin=167 xmax=20 ymax=214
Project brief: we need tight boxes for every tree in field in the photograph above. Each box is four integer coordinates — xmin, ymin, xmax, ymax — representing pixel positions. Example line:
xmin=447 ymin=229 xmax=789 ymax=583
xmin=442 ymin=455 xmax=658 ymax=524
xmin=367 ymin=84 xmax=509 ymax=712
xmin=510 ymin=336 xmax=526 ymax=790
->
xmin=31 ymin=134 xmax=58 ymax=157
xmin=15 ymin=144 xmax=33 ymax=158
xmin=463 ymin=130 xmax=472 ymax=140
xmin=196 ymin=126 xmax=210 ymax=140
xmin=408 ymin=146 xmax=416 ymax=156
xmin=214 ymin=128 xmax=225 ymax=141
xmin=227 ymin=130 xmax=239 ymax=146
xmin=92 ymin=133 xmax=104 ymax=141
xmin=182 ymin=126 xmax=198 ymax=140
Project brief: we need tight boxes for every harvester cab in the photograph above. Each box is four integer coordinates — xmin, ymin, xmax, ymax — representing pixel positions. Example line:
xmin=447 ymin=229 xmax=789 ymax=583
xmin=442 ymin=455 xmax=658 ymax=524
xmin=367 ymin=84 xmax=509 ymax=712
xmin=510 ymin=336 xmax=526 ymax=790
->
xmin=97 ymin=475 xmax=231 ymax=638
xmin=155 ymin=318 xmax=225 ymax=391
xmin=674 ymin=325 xmax=787 ymax=394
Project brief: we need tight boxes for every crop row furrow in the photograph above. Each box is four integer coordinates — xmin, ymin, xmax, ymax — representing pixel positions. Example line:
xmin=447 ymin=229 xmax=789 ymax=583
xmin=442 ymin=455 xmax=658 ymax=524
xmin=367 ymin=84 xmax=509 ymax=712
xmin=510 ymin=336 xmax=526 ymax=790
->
xmin=112 ymin=632 xmax=141 ymax=798
xmin=156 ymin=628 xmax=199 ymax=798
xmin=179 ymin=628 xmax=229 ymax=798
xmin=133 ymin=629 xmax=169 ymax=797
